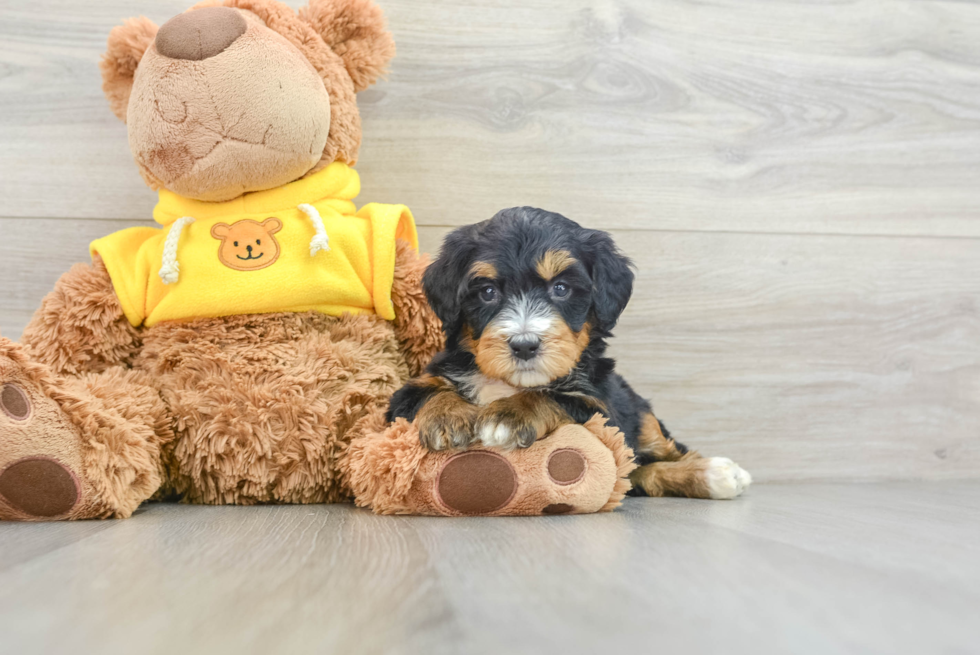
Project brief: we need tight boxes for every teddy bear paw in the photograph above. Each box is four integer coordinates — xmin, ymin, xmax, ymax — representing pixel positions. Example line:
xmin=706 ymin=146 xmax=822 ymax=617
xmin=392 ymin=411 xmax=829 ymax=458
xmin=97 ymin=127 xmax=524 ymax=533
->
xmin=430 ymin=432 xmax=614 ymax=516
xmin=0 ymin=350 xmax=85 ymax=520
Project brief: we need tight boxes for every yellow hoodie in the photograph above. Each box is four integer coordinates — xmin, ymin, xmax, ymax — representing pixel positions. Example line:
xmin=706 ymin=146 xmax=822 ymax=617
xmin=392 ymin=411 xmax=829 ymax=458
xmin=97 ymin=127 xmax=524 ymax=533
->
xmin=91 ymin=162 xmax=418 ymax=328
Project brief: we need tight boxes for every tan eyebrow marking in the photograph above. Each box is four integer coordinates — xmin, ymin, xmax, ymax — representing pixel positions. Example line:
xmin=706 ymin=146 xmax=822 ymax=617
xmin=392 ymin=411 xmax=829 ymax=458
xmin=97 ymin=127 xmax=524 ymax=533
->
xmin=469 ymin=261 xmax=498 ymax=279
xmin=536 ymin=249 xmax=577 ymax=281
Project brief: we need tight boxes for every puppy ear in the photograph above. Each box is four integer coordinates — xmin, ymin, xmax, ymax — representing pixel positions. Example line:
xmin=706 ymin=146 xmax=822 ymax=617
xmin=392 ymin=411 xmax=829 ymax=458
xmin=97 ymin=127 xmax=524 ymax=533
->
xmin=422 ymin=226 xmax=479 ymax=330
xmin=298 ymin=0 xmax=396 ymax=93
xmin=583 ymin=229 xmax=634 ymax=330
xmin=99 ymin=17 xmax=158 ymax=122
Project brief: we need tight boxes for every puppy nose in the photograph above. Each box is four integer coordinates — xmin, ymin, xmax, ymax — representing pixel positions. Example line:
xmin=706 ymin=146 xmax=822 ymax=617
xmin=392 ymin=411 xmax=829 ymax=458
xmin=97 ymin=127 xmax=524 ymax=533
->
xmin=509 ymin=337 xmax=541 ymax=361
xmin=246 ymin=245 xmax=253 ymax=252
xmin=155 ymin=7 xmax=247 ymax=61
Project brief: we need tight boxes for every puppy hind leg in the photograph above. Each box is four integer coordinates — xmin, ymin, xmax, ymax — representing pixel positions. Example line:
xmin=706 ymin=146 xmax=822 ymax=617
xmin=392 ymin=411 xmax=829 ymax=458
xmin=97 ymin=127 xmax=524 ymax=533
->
xmin=635 ymin=412 xmax=689 ymax=462
xmin=629 ymin=453 xmax=752 ymax=500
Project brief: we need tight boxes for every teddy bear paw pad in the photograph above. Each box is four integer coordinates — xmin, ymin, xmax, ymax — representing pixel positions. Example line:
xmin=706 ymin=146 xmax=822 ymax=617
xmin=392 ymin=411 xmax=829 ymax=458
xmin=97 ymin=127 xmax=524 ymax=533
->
xmin=436 ymin=451 xmax=518 ymax=515
xmin=542 ymin=503 xmax=575 ymax=515
xmin=0 ymin=457 xmax=80 ymax=518
xmin=547 ymin=448 xmax=587 ymax=485
xmin=1 ymin=383 xmax=31 ymax=421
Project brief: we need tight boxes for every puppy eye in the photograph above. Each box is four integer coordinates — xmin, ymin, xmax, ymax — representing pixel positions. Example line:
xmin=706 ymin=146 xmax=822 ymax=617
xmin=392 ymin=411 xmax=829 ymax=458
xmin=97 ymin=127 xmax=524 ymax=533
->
xmin=256 ymin=239 xmax=261 ymax=246
xmin=234 ymin=241 xmax=239 ymax=247
xmin=552 ymin=282 xmax=570 ymax=299
xmin=479 ymin=285 xmax=498 ymax=303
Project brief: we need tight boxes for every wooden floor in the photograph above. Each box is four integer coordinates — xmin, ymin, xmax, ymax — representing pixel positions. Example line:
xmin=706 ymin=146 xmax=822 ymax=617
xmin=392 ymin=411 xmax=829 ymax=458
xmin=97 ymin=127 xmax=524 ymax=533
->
xmin=0 ymin=482 xmax=977 ymax=654
xmin=1 ymin=3 xmax=978 ymax=651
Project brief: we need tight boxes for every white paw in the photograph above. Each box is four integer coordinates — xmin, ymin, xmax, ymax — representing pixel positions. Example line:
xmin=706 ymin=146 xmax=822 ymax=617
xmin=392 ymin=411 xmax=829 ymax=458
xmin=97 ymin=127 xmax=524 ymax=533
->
xmin=703 ymin=457 xmax=752 ymax=500
xmin=478 ymin=421 xmax=513 ymax=448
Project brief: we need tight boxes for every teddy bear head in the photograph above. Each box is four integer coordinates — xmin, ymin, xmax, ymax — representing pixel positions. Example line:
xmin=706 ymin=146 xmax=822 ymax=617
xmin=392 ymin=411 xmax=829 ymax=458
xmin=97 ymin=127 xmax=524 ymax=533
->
xmin=99 ymin=0 xmax=395 ymax=202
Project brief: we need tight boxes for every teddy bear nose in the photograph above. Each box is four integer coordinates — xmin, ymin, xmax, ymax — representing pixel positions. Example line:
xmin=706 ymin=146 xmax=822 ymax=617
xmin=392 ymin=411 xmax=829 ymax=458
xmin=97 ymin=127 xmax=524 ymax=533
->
xmin=246 ymin=245 xmax=253 ymax=252
xmin=155 ymin=6 xmax=247 ymax=61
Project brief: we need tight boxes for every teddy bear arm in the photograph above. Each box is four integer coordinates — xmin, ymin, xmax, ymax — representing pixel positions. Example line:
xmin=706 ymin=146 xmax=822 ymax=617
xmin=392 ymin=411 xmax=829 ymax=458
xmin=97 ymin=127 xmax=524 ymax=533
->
xmin=390 ymin=240 xmax=444 ymax=377
xmin=20 ymin=256 xmax=141 ymax=377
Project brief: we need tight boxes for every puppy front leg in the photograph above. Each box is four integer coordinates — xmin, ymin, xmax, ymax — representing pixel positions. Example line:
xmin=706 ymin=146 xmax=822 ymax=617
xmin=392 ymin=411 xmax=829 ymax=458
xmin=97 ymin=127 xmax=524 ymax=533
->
xmin=387 ymin=375 xmax=478 ymax=451
xmin=415 ymin=391 xmax=479 ymax=451
xmin=475 ymin=392 xmax=570 ymax=450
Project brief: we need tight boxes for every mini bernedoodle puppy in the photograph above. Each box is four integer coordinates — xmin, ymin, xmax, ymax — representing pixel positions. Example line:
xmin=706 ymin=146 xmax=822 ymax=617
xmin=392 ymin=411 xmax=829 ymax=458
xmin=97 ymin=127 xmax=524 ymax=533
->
xmin=387 ymin=207 xmax=752 ymax=499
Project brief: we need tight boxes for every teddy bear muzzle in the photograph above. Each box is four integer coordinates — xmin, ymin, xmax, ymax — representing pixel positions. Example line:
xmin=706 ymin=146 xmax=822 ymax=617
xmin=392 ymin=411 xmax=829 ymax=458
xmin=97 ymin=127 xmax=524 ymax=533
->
xmin=155 ymin=7 xmax=247 ymax=62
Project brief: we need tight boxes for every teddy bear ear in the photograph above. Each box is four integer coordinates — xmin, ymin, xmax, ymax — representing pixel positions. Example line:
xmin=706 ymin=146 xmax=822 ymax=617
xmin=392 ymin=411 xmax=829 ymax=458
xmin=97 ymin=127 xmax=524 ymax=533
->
xmin=99 ymin=17 xmax=159 ymax=122
xmin=298 ymin=0 xmax=396 ymax=93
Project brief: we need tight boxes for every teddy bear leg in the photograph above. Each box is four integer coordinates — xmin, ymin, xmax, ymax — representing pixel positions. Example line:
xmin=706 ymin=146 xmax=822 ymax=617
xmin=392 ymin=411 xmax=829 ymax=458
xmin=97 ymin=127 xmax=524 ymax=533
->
xmin=390 ymin=240 xmax=444 ymax=377
xmin=0 ymin=339 xmax=171 ymax=520
xmin=345 ymin=416 xmax=636 ymax=516
xmin=426 ymin=420 xmax=636 ymax=516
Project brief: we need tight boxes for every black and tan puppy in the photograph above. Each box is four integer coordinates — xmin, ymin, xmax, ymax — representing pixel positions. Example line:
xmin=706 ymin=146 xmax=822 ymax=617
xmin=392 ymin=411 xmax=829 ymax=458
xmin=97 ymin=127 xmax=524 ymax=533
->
xmin=386 ymin=207 xmax=751 ymax=499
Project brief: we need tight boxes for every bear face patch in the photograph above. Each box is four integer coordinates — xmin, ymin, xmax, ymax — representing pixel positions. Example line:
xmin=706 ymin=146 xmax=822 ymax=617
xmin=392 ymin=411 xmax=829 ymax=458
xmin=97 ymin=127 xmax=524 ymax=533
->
xmin=211 ymin=218 xmax=282 ymax=271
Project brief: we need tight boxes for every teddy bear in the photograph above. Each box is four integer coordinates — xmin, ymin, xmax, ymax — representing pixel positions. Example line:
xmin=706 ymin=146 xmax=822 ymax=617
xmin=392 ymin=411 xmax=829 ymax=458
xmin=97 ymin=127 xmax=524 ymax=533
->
xmin=0 ymin=0 xmax=635 ymax=521
xmin=0 ymin=0 xmax=445 ymax=520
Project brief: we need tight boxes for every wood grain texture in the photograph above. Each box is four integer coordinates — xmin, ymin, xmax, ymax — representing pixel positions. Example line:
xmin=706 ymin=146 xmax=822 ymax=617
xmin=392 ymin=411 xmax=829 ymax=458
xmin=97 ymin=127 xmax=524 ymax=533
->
xmin=1 ymin=0 xmax=980 ymax=236
xmin=1 ymin=220 xmax=978 ymax=482
xmin=0 ymin=484 xmax=978 ymax=654
xmin=610 ymin=229 xmax=980 ymax=482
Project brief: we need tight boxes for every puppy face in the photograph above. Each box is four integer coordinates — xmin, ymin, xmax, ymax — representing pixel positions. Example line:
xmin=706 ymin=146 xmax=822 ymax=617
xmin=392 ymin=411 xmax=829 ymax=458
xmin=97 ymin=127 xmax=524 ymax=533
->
xmin=425 ymin=208 xmax=634 ymax=388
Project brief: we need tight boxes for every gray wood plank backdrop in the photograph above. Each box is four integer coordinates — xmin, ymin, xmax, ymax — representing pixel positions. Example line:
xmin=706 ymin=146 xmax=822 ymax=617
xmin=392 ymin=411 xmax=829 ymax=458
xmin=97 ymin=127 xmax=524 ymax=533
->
xmin=1 ymin=0 xmax=978 ymax=482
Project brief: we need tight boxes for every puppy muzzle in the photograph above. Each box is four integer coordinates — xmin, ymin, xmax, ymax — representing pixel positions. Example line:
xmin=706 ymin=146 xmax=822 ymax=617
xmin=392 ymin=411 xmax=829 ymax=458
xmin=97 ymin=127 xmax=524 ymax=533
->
xmin=495 ymin=293 xmax=556 ymax=368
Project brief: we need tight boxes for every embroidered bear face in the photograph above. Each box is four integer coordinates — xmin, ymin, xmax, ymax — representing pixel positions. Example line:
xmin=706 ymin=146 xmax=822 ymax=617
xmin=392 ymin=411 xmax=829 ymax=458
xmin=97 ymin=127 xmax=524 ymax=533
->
xmin=211 ymin=218 xmax=282 ymax=271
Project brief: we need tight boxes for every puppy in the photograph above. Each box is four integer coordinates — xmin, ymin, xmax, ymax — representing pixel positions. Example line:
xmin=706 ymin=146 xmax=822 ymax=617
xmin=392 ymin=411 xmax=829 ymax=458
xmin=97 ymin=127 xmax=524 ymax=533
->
xmin=386 ymin=207 xmax=751 ymax=499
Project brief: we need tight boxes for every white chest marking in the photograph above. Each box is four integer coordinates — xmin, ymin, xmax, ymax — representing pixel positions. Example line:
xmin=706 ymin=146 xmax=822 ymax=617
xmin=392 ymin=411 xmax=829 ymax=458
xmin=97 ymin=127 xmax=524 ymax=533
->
xmin=467 ymin=375 xmax=521 ymax=406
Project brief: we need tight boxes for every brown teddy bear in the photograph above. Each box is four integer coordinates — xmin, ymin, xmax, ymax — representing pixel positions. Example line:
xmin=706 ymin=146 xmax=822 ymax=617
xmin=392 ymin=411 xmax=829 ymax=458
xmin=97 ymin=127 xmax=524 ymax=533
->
xmin=0 ymin=0 xmax=445 ymax=520
xmin=0 ymin=0 xmax=635 ymax=520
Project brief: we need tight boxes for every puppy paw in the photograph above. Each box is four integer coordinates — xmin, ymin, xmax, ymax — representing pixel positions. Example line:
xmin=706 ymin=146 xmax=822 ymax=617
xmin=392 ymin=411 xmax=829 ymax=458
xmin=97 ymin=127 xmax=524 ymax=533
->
xmin=417 ymin=413 xmax=476 ymax=451
xmin=475 ymin=411 xmax=539 ymax=450
xmin=703 ymin=457 xmax=752 ymax=500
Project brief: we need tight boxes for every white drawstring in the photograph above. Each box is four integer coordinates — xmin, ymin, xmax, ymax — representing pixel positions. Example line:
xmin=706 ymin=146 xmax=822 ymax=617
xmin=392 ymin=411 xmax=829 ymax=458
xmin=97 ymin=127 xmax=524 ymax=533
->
xmin=159 ymin=216 xmax=196 ymax=285
xmin=298 ymin=204 xmax=330 ymax=256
